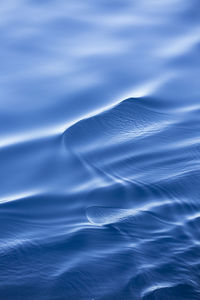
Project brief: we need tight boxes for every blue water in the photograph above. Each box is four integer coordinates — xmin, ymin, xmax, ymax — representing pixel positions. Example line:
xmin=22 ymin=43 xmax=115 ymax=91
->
xmin=0 ymin=0 xmax=200 ymax=299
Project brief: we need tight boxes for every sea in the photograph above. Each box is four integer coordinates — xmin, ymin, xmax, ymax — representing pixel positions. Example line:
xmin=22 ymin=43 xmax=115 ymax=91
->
xmin=0 ymin=0 xmax=200 ymax=299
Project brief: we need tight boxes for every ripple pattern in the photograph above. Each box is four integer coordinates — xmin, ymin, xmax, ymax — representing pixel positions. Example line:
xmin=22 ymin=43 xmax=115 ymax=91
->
xmin=0 ymin=0 xmax=200 ymax=299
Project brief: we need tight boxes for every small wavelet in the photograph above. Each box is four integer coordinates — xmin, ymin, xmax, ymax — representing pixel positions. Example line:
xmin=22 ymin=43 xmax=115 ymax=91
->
xmin=86 ymin=200 xmax=172 ymax=226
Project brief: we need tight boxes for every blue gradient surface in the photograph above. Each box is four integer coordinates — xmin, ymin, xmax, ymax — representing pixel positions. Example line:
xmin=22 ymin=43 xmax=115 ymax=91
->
xmin=0 ymin=0 xmax=200 ymax=299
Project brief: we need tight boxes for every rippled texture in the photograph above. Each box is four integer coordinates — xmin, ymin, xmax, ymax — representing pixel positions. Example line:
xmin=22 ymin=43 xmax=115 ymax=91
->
xmin=1 ymin=0 xmax=200 ymax=299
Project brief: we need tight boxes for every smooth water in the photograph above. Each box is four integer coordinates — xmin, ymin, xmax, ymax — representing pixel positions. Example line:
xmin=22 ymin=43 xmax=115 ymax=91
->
xmin=0 ymin=1 xmax=200 ymax=299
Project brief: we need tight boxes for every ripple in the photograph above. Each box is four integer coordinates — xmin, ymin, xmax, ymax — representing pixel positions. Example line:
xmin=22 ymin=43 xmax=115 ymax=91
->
xmin=86 ymin=200 xmax=172 ymax=226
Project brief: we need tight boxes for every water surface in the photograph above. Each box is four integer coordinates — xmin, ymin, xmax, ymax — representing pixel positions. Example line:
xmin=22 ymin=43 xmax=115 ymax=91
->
xmin=0 ymin=0 xmax=200 ymax=299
